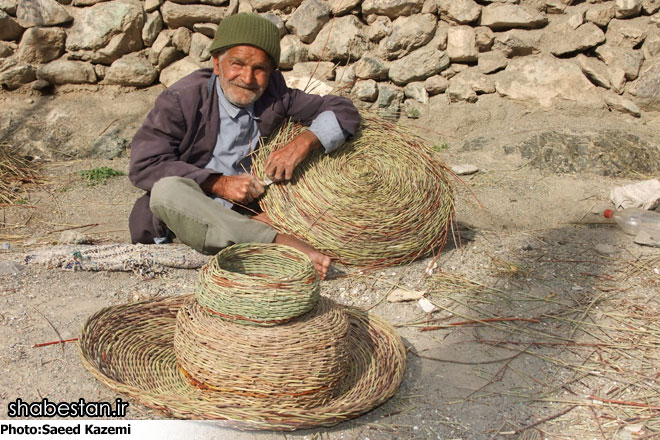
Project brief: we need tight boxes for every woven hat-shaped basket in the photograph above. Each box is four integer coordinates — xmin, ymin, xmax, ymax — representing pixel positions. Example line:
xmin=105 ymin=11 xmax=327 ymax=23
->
xmin=195 ymin=244 xmax=319 ymax=325
xmin=175 ymin=296 xmax=350 ymax=409
xmin=78 ymin=244 xmax=407 ymax=429
xmin=251 ymin=113 xmax=455 ymax=268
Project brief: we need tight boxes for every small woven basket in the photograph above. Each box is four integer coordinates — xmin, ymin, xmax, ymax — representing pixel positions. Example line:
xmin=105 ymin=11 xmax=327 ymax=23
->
xmin=175 ymin=296 xmax=350 ymax=409
xmin=195 ymin=244 xmax=319 ymax=325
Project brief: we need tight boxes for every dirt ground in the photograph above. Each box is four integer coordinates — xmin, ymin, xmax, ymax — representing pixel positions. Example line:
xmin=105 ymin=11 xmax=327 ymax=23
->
xmin=1 ymin=84 xmax=660 ymax=440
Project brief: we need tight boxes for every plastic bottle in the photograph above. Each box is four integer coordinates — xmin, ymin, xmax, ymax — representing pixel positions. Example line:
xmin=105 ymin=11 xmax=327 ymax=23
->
xmin=603 ymin=208 xmax=660 ymax=237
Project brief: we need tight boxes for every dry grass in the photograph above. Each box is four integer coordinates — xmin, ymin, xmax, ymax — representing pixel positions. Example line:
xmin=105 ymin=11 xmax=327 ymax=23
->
xmin=0 ymin=142 xmax=41 ymax=204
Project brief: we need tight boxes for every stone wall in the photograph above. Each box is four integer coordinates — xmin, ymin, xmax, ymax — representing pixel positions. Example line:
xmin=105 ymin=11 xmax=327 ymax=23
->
xmin=1 ymin=0 xmax=659 ymax=117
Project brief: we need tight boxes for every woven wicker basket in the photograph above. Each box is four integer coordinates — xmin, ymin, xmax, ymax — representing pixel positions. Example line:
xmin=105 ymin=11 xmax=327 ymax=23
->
xmin=175 ymin=296 xmax=350 ymax=408
xmin=195 ymin=244 xmax=319 ymax=325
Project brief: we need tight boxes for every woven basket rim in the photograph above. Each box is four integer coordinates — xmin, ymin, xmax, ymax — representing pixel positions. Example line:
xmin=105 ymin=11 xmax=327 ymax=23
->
xmin=78 ymin=294 xmax=406 ymax=430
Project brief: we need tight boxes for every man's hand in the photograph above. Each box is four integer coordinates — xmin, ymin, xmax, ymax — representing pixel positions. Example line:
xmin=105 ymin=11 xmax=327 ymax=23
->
xmin=265 ymin=130 xmax=321 ymax=182
xmin=201 ymin=175 xmax=265 ymax=204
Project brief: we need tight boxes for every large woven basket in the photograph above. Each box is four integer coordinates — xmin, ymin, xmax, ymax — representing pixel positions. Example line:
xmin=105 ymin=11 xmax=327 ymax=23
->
xmin=78 ymin=294 xmax=406 ymax=430
xmin=195 ymin=244 xmax=319 ymax=325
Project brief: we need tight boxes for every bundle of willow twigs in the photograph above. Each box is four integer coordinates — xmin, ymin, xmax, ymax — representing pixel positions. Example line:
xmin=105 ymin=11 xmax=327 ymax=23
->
xmin=195 ymin=243 xmax=319 ymax=325
xmin=0 ymin=143 xmax=41 ymax=204
xmin=252 ymin=114 xmax=454 ymax=268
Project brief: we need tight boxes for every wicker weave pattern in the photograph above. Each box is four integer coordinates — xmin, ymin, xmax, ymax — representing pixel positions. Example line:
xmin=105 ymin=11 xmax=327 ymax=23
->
xmin=175 ymin=296 xmax=349 ymax=408
xmin=78 ymin=295 xmax=406 ymax=430
xmin=195 ymin=244 xmax=319 ymax=325
xmin=251 ymin=114 xmax=455 ymax=268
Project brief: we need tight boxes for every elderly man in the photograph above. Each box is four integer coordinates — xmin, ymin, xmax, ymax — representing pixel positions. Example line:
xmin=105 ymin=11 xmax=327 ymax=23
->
xmin=128 ymin=13 xmax=360 ymax=279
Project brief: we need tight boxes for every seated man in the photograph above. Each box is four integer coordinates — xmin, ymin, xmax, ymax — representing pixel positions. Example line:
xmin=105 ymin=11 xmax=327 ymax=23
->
xmin=128 ymin=13 xmax=360 ymax=279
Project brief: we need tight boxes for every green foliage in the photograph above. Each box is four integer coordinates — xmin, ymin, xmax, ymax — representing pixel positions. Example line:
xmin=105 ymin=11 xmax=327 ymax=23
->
xmin=79 ymin=167 xmax=125 ymax=186
xmin=432 ymin=142 xmax=449 ymax=153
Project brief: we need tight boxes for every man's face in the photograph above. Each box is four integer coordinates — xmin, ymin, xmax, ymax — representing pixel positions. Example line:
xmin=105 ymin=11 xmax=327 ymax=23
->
xmin=213 ymin=45 xmax=272 ymax=108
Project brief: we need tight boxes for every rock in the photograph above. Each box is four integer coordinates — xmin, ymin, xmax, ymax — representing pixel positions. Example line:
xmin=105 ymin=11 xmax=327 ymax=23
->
xmin=172 ymin=26 xmax=192 ymax=54
xmin=367 ymin=16 xmax=392 ymax=42
xmin=352 ymin=79 xmax=378 ymax=101
xmin=643 ymin=34 xmax=660 ymax=60
xmin=642 ymin=0 xmax=660 ymax=13
xmin=0 ymin=11 xmax=23 ymax=41
xmin=334 ymin=64 xmax=356 ymax=89
xmin=15 ymin=0 xmax=72 ymax=27
xmin=480 ymin=3 xmax=548 ymax=30
xmin=430 ymin=21 xmax=449 ymax=50
xmin=145 ymin=0 xmax=162 ymax=12
xmin=88 ymin=127 xmax=128 ymax=159
xmin=478 ymin=50 xmax=507 ymax=73
xmin=362 ymin=0 xmax=424 ymax=18
xmin=159 ymin=56 xmax=201 ymax=87
xmin=193 ymin=23 xmax=217 ymax=39
xmin=66 ymin=2 xmax=144 ymax=52
xmin=58 ymin=230 xmax=90 ymax=245
xmin=189 ymin=33 xmax=211 ymax=62
xmin=495 ymin=55 xmax=601 ymax=107
xmin=576 ymin=54 xmax=611 ymax=89
xmin=94 ymin=63 xmax=106 ymax=79
xmin=142 ymin=11 xmax=163 ymax=47
xmin=550 ymin=22 xmax=605 ymax=56
xmin=545 ymin=0 xmax=566 ymax=13
xmin=453 ymin=68 xmax=495 ymax=94
xmin=353 ymin=54 xmax=389 ymax=80
xmin=418 ymin=297 xmax=436 ymax=313
xmin=595 ymin=45 xmax=644 ymax=80
xmin=609 ymin=66 xmax=627 ymax=94
xmin=375 ymin=82 xmax=403 ymax=118
xmin=437 ymin=0 xmax=481 ymax=24
xmin=37 ymin=59 xmax=96 ymax=84
xmin=0 ymin=41 xmax=16 ymax=57
xmin=615 ymin=0 xmax=641 ymax=18
xmin=567 ymin=10 xmax=584 ymax=29
xmin=279 ymin=34 xmax=307 ymax=69
xmin=161 ymin=1 xmax=225 ymax=29
xmin=389 ymin=47 xmax=450 ymax=85
xmin=282 ymin=71 xmax=333 ymax=95
xmin=261 ymin=12 xmax=286 ymax=37
xmin=285 ymin=0 xmax=329 ymax=44
xmin=447 ymin=81 xmax=477 ymax=102
xmin=387 ymin=288 xmax=424 ymax=302
xmin=308 ymin=15 xmax=369 ymax=62
xmin=447 ymin=26 xmax=478 ymax=63
xmin=251 ymin=0 xmax=301 ymax=11
xmin=0 ymin=261 xmax=22 ymax=275
xmin=151 ymin=30 xmax=173 ymax=55
xmin=380 ymin=13 xmax=436 ymax=60
xmin=632 ymin=60 xmax=660 ymax=110
xmin=424 ymin=74 xmax=448 ymax=95
xmin=585 ymin=2 xmax=616 ymax=27
xmin=104 ymin=53 xmax=157 ymax=87
xmin=291 ymin=61 xmax=335 ymax=80
xmin=403 ymin=99 xmax=422 ymax=118
xmin=404 ymin=81 xmax=428 ymax=103
xmin=475 ymin=26 xmax=494 ymax=51
xmin=238 ymin=0 xmax=253 ymax=13
xmin=329 ymin=0 xmax=360 ymax=15
xmin=604 ymin=92 xmax=641 ymax=117
xmin=451 ymin=164 xmax=479 ymax=175
xmin=605 ymin=18 xmax=647 ymax=48
xmin=493 ymin=29 xmax=541 ymax=58
xmin=158 ymin=46 xmax=182 ymax=70
xmin=0 ymin=62 xmax=35 ymax=89
xmin=16 ymin=27 xmax=65 ymax=64
xmin=0 ymin=0 xmax=17 ymax=15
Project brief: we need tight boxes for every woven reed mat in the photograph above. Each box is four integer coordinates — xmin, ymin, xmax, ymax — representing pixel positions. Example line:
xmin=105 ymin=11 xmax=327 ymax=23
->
xmin=252 ymin=114 xmax=455 ymax=268
xmin=24 ymin=244 xmax=207 ymax=276
xmin=195 ymin=244 xmax=319 ymax=325
xmin=78 ymin=295 xmax=406 ymax=430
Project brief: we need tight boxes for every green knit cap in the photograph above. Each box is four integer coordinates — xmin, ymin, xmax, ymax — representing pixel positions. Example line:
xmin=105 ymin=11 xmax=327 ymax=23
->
xmin=209 ymin=13 xmax=281 ymax=68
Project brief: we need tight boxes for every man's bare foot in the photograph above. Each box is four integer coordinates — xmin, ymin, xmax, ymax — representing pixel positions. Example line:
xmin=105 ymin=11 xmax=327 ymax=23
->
xmin=274 ymin=233 xmax=331 ymax=280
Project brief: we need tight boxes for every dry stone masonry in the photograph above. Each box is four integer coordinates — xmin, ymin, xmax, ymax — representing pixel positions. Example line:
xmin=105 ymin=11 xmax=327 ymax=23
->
xmin=1 ymin=0 xmax=659 ymax=117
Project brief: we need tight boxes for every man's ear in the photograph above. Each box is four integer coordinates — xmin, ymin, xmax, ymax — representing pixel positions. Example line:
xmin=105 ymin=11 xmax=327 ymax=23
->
xmin=212 ymin=55 xmax=221 ymax=76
